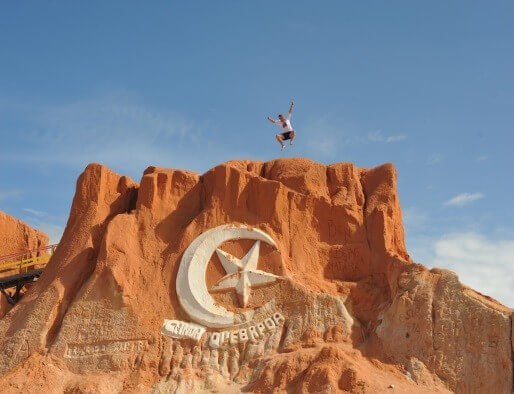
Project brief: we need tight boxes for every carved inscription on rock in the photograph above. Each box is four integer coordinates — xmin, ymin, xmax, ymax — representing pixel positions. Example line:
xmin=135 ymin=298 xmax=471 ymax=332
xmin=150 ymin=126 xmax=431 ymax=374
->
xmin=65 ymin=339 xmax=148 ymax=359
xmin=161 ymin=320 xmax=206 ymax=341
xmin=208 ymin=312 xmax=285 ymax=348
xmin=327 ymin=244 xmax=368 ymax=280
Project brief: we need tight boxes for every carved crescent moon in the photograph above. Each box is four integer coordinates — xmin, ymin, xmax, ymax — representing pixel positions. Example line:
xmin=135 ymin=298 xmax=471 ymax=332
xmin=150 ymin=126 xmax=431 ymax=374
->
xmin=176 ymin=224 xmax=277 ymax=328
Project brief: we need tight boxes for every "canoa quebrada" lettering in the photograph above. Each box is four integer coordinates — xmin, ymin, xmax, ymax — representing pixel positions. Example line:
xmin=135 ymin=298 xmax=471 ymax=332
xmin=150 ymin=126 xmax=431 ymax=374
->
xmin=161 ymin=320 xmax=206 ymax=341
xmin=208 ymin=312 xmax=285 ymax=348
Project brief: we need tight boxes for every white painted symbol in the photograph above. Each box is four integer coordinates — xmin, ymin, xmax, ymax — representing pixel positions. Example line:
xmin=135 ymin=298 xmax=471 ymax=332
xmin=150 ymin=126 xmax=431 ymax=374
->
xmin=211 ymin=241 xmax=278 ymax=307
xmin=161 ymin=319 xmax=206 ymax=341
xmin=176 ymin=225 xmax=281 ymax=328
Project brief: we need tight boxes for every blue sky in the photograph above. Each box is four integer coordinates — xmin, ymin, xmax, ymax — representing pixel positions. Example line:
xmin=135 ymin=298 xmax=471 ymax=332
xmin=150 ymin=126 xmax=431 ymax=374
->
xmin=1 ymin=2 xmax=513 ymax=306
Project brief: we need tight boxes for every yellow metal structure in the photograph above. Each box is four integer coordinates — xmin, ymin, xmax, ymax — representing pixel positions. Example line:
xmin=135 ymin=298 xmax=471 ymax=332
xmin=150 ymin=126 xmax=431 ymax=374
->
xmin=0 ymin=245 xmax=57 ymax=274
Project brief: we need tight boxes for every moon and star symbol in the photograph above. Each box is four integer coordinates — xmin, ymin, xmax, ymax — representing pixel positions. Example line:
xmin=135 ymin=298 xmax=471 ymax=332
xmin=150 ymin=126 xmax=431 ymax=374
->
xmin=176 ymin=225 xmax=281 ymax=329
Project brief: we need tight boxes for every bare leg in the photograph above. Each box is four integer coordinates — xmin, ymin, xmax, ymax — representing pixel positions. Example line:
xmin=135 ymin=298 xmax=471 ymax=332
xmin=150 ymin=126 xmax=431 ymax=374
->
xmin=275 ymin=134 xmax=285 ymax=150
xmin=289 ymin=130 xmax=296 ymax=145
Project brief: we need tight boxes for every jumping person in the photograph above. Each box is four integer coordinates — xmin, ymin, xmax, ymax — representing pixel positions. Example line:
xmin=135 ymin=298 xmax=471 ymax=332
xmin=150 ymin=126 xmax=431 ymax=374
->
xmin=267 ymin=101 xmax=296 ymax=150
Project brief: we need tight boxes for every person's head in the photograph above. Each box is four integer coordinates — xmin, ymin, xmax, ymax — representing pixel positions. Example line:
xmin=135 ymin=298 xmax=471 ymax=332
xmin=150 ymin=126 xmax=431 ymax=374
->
xmin=278 ymin=114 xmax=285 ymax=121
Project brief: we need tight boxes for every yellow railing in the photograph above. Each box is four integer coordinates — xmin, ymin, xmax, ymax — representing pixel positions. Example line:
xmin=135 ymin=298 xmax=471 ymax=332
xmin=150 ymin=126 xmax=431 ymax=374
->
xmin=0 ymin=245 xmax=57 ymax=274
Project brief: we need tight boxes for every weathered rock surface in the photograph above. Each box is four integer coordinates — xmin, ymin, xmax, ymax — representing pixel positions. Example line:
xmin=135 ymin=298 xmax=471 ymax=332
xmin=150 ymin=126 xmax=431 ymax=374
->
xmin=0 ymin=211 xmax=49 ymax=257
xmin=0 ymin=159 xmax=511 ymax=393
xmin=0 ymin=211 xmax=49 ymax=318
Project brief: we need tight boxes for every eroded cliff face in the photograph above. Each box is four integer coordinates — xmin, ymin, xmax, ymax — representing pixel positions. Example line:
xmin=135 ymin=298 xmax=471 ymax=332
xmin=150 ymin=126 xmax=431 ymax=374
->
xmin=0 ymin=211 xmax=49 ymax=257
xmin=0 ymin=211 xmax=49 ymax=318
xmin=0 ymin=159 xmax=511 ymax=393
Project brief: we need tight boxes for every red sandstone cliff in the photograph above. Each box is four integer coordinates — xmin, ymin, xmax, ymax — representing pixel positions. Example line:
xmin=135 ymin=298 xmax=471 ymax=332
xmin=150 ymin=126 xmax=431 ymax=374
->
xmin=0 ymin=211 xmax=49 ymax=318
xmin=0 ymin=211 xmax=49 ymax=257
xmin=0 ymin=159 xmax=511 ymax=393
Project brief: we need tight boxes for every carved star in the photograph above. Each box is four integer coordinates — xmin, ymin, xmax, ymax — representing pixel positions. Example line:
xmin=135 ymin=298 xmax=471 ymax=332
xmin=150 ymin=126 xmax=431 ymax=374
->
xmin=210 ymin=241 xmax=279 ymax=307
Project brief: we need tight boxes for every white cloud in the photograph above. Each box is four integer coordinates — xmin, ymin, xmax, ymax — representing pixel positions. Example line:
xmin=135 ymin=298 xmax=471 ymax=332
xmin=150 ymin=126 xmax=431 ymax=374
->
xmin=444 ymin=192 xmax=484 ymax=207
xmin=22 ymin=216 xmax=64 ymax=245
xmin=386 ymin=134 xmax=407 ymax=143
xmin=309 ymin=136 xmax=338 ymax=157
xmin=22 ymin=208 xmax=67 ymax=244
xmin=367 ymin=130 xmax=407 ymax=143
xmin=37 ymin=223 xmax=64 ymax=245
xmin=23 ymin=208 xmax=47 ymax=217
xmin=0 ymin=190 xmax=22 ymax=201
xmin=302 ymin=116 xmax=350 ymax=158
xmin=432 ymin=232 xmax=514 ymax=307
xmin=477 ymin=155 xmax=488 ymax=161
xmin=426 ymin=153 xmax=443 ymax=165
xmin=403 ymin=207 xmax=429 ymax=233
xmin=0 ymin=92 xmax=213 ymax=176
xmin=300 ymin=119 xmax=407 ymax=159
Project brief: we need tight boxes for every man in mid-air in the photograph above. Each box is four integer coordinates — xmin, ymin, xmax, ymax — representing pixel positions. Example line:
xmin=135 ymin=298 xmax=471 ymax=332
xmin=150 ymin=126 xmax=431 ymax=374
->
xmin=267 ymin=101 xmax=296 ymax=150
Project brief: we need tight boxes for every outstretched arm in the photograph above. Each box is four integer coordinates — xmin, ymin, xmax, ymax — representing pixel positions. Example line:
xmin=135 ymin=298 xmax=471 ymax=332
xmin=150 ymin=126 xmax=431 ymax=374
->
xmin=267 ymin=116 xmax=279 ymax=124
xmin=287 ymin=100 xmax=294 ymax=119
